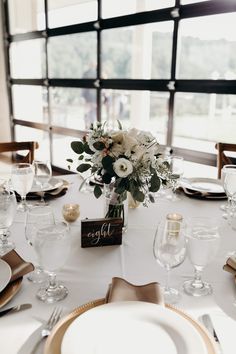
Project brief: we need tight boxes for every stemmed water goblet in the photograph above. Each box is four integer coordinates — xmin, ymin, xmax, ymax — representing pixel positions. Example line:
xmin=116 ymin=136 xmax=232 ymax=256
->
xmin=0 ymin=181 xmax=17 ymax=255
xmin=183 ymin=217 xmax=221 ymax=297
xmin=220 ymin=165 xmax=229 ymax=213
xmin=11 ymin=163 xmax=34 ymax=211
xmin=34 ymin=222 xmax=71 ymax=303
xmin=25 ymin=206 xmax=55 ymax=283
xmin=153 ymin=217 xmax=186 ymax=304
xmin=222 ymin=165 xmax=236 ymax=223
xmin=167 ymin=156 xmax=184 ymax=202
xmin=33 ymin=160 xmax=52 ymax=205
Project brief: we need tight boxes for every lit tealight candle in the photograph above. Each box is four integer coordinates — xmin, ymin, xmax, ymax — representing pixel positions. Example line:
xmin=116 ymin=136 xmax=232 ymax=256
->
xmin=166 ymin=213 xmax=183 ymax=237
xmin=166 ymin=213 xmax=183 ymax=222
xmin=62 ymin=204 xmax=80 ymax=222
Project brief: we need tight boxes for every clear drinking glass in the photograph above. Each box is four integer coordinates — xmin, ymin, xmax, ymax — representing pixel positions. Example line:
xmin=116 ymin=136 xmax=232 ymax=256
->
xmin=223 ymin=166 xmax=236 ymax=223
xmin=220 ymin=165 xmax=229 ymax=213
xmin=34 ymin=222 xmax=71 ymax=303
xmin=167 ymin=156 xmax=184 ymax=201
xmin=25 ymin=206 xmax=55 ymax=283
xmin=153 ymin=219 xmax=186 ymax=304
xmin=33 ymin=160 xmax=52 ymax=205
xmin=183 ymin=217 xmax=220 ymax=297
xmin=0 ymin=183 xmax=17 ymax=255
xmin=11 ymin=163 xmax=34 ymax=211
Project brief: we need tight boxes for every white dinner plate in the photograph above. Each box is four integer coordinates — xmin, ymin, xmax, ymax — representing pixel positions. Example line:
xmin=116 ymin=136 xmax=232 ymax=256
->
xmin=61 ymin=301 xmax=207 ymax=354
xmin=180 ymin=178 xmax=225 ymax=194
xmin=0 ymin=259 xmax=12 ymax=293
xmin=30 ymin=177 xmax=63 ymax=193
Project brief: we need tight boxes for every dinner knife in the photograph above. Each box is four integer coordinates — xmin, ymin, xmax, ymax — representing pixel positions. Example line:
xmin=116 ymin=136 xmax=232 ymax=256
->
xmin=0 ymin=303 xmax=32 ymax=317
xmin=201 ymin=314 xmax=223 ymax=354
xmin=17 ymin=323 xmax=45 ymax=354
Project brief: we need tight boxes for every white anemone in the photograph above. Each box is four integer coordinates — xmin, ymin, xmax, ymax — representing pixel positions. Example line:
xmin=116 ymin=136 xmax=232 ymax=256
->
xmin=113 ymin=158 xmax=133 ymax=178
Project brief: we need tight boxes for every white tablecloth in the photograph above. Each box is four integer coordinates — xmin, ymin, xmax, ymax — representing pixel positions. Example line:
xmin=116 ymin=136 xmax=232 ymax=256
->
xmin=1 ymin=174 xmax=236 ymax=354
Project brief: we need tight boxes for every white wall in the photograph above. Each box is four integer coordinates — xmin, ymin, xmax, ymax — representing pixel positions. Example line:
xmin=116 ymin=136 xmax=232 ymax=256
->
xmin=0 ymin=5 xmax=11 ymax=142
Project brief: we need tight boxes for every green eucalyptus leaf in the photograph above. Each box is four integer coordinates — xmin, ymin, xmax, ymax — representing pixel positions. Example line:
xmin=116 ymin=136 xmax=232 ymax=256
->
xmin=91 ymin=166 xmax=98 ymax=173
xmin=149 ymin=193 xmax=155 ymax=203
xmin=149 ymin=173 xmax=161 ymax=193
xmin=84 ymin=142 xmax=94 ymax=155
xmin=71 ymin=141 xmax=84 ymax=154
xmin=170 ymin=174 xmax=180 ymax=179
xmin=93 ymin=141 xmax=105 ymax=151
xmin=102 ymin=155 xmax=115 ymax=174
xmin=66 ymin=158 xmax=73 ymax=163
xmin=102 ymin=173 xmax=112 ymax=184
xmin=78 ymin=155 xmax=84 ymax=160
xmin=94 ymin=184 xmax=103 ymax=198
xmin=117 ymin=119 xmax=123 ymax=130
xmin=115 ymin=178 xmax=128 ymax=194
xmin=76 ymin=163 xmax=91 ymax=173
xmin=132 ymin=189 xmax=145 ymax=203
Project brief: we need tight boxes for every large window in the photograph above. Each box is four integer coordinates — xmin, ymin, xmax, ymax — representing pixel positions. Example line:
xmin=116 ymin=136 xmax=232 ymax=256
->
xmin=2 ymin=0 xmax=236 ymax=171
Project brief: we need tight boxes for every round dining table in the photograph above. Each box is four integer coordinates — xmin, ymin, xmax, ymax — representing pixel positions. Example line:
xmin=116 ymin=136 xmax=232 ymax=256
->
xmin=0 ymin=174 xmax=236 ymax=354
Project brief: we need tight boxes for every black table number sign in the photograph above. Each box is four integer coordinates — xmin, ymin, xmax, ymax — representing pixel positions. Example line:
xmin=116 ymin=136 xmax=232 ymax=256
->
xmin=81 ymin=217 xmax=123 ymax=248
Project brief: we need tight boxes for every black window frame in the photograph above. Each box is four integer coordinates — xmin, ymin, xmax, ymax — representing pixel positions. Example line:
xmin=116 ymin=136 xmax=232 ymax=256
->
xmin=2 ymin=0 xmax=236 ymax=171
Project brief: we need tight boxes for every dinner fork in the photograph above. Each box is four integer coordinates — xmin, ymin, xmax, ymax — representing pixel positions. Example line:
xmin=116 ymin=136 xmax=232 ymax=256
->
xmin=30 ymin=307 xmax=62 ymax=354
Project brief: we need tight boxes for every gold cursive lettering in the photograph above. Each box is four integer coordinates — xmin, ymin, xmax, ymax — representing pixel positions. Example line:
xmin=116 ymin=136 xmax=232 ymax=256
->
xmin=86 ymin=222 xmax=115 ymax=245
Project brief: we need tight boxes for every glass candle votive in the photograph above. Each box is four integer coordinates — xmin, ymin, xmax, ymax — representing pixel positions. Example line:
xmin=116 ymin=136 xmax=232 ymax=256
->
xmin=166 ymin=213 xmax=183 ymax=237
xmin=62 ymin=204 xmax=80 ymax=222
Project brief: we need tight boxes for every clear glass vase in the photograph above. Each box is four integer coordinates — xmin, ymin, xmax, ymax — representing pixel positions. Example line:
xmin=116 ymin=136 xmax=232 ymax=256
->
xmin=104 ymin=183 xmax=128 ymax=232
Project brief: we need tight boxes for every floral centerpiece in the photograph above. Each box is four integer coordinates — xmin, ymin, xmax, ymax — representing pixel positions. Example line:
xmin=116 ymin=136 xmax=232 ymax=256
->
xmin=68 ymin=122 xmax=173 ymax=228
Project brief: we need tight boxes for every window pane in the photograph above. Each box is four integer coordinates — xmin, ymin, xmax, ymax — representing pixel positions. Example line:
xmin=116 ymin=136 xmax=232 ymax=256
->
xmin=173 ymin=93 xmax=236 ymax=153
xmin=10 ymin=39 xmax=46 ymax=79
xmin=102 ymin=22 xmax=173 ymax=79
xmin=48 ymin=33 xmax=97 ymax=78
xmin=8 ymin=0 xmax=45 ymax=34
xmin=102 ymin=0 xmax=174 ymax=18
xmin=48 ymin=0 xmax=97 ymax=28
xmin=177 ymin=13 xmax=236 ymax=79
xmin=14 ymin=125 xmax=50 ymax=160
xmin=101 ymin=90 xmax=168 ymax=145
xmin=12 ymin=85 xmax=48 ymax=123
xmin=52 ymin=134 xmax=79 ymax=170
xmin=50 ymin=87 xmax=97 ymax=130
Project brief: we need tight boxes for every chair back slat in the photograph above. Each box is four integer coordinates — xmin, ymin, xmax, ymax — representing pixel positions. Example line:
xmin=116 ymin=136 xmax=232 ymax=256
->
xmin=215 ymin=142 xmax=236 ymax=178
xmin=0 ymin=141 xmax=39 ymax=164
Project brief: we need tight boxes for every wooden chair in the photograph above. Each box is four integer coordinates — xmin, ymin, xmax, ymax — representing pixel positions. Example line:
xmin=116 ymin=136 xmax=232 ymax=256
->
xmin=0 ymin=141 xmax=39 ymax=164
xmin=215 ymin=142 xmax=236 ymax=178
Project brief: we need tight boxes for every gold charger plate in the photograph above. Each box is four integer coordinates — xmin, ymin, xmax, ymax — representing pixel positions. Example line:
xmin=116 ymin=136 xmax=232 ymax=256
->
xmin=0 ymin=277 xmax=23 ymax=308
xmin=44 ymin=298 xmax=217 ymax=354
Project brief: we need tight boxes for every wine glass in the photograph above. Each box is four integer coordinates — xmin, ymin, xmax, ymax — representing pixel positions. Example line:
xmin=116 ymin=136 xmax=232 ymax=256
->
xmin=11 ymin=163 xmax=34 ymax=211
xmin=223 ymin=165 xmax=236 ymax=223
xmin=33 ymin=160 xmax=52 ymax=205
xmin=153 ymin=218 xmax=186 ymax=304
xmin=34 ymin=222 xmax=71 ymax=303
xmin=0 ymin=182 xmax=17 ymax=255
xmin=25 ymin=206 xmax=55 ymax=283
xmin=167 ymin=156 xmax=184 ymax=201
xmin=183 ymin=217 xmax=220 ymax=297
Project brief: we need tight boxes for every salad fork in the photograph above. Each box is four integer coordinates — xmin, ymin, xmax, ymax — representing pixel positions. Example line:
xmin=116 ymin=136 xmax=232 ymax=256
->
xmin=30 ymin=307 xmax=62 ymax=354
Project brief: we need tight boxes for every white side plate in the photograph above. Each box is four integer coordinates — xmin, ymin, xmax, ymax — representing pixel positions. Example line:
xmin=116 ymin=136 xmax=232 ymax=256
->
xmin=180 ymin=178 xmax=225 ymax=194
xmin=30 ymin=177 xmax=64 ymax=193
xmin=0 ymin=259 xmax=12 ymax=293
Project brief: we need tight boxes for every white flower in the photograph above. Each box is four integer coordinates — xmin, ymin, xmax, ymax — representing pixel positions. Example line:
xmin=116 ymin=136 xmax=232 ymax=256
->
xmin=123 ymin=133 xmax=138 ymax=155
xmin=113 ymin=158 xmax=133 ymax=178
